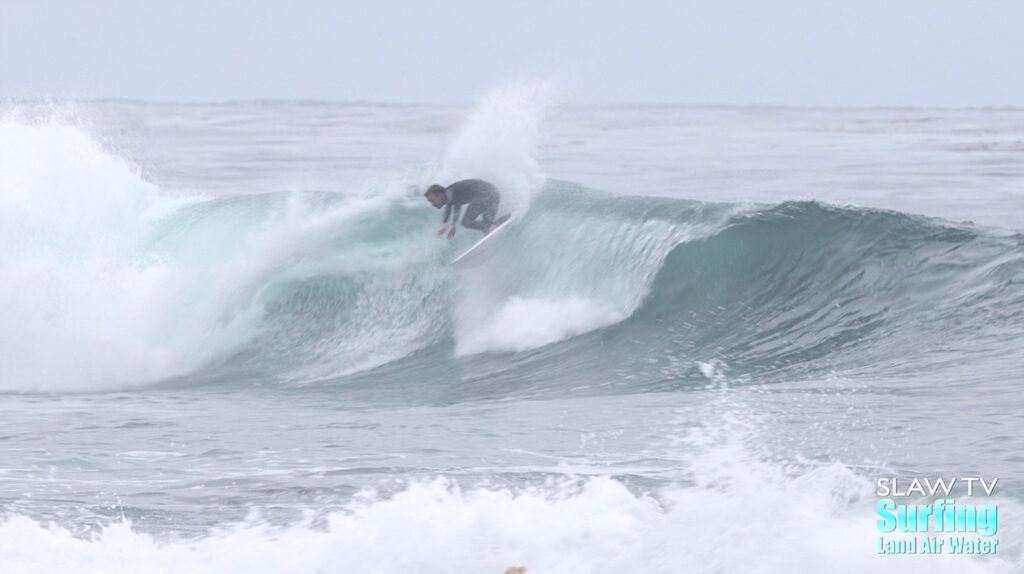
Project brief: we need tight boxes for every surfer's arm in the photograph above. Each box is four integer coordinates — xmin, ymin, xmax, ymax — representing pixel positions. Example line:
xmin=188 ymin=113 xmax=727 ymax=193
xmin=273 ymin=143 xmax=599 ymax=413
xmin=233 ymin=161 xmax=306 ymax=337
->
xmin=437 ymin=204 xmax=454 ymax=238
xmin=446 ymin=205 xmax=461 ymax=239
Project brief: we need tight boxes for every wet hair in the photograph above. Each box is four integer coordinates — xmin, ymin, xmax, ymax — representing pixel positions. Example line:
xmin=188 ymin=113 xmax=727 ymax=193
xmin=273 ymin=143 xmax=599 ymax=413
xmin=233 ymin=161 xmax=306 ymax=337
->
xmin=424 ymin=184 xmax=446 ymax=197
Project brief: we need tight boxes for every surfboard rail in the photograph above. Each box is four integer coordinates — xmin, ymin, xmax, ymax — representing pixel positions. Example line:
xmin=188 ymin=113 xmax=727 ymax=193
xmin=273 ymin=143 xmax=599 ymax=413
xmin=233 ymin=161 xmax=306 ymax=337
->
xmin=451 ymin=215 xmax=514 ymax=269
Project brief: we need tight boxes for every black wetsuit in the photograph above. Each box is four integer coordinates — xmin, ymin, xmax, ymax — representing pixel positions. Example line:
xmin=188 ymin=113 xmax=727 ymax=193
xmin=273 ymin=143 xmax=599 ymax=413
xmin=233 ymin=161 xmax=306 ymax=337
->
xmin=441 ymin=179 xmax=500 ymax=232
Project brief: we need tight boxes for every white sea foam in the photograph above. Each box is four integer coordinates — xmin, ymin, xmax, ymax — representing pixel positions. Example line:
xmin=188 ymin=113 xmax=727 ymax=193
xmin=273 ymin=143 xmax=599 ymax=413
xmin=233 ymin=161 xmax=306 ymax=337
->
xmin=437 ymin=84 xmax=553 ymax=216
xmin=456 ymin=296 xmax=624 ymax=355
xmin=0 ymin=119 xmax=196 ymax=391
xmin=0 ymin=118 xmax=419 ymax=391
xmin=1 ymin=438 xmax=1018 ymax=574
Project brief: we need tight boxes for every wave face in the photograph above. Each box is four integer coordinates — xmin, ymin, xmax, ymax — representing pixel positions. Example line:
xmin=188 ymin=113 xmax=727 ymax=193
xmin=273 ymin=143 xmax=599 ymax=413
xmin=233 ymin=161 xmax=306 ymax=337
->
xmin=619 ymin=200 xmax=1024 ymax=385
xmin=2 ymin=121 xmax=1021 ymax=394
xmin=149 ymin=189 xmax=1024 ymax=394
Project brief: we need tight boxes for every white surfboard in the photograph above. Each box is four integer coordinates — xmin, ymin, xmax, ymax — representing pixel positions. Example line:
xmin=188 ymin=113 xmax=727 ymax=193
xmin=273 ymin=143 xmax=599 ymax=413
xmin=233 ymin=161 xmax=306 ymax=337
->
xmin=451 ymin=216 xmax=514 ymax=269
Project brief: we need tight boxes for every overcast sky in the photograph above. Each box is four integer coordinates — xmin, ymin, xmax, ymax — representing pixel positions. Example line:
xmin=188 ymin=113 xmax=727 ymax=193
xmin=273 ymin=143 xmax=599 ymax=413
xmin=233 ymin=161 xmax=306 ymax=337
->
xmin=2 ymin=0 xmax=1022 ymax=106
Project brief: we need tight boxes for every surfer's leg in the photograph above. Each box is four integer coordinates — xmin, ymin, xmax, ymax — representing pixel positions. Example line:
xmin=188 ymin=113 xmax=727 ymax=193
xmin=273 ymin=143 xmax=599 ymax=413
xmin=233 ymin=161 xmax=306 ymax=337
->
xmin=481 ymin=194 xmax=498 ymax=228
xmin=461 ymin=192 xmax=498 ymax=232
xmin=460 ymin=202 xmax=487 ymax=231
xmin=478 ymin=190 xmax=499 ymax=228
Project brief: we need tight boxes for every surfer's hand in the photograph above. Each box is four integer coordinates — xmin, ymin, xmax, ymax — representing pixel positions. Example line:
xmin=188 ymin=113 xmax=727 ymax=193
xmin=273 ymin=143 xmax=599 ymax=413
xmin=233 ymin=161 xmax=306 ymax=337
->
xmin=436 ymin=224 xmax=448 ymax=238
xmin=447 ymin=226 xmax=456 ymax=239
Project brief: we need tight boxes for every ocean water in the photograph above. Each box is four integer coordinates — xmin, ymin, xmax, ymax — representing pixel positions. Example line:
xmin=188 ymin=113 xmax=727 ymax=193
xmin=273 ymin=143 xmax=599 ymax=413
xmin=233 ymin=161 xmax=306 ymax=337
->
xmin=1 ymin=91 xmax=1023 ymax=573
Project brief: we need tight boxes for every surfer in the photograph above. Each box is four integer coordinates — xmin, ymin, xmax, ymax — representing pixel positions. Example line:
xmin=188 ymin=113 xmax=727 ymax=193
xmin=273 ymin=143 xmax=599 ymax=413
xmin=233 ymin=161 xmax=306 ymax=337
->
xmin=425 ymin=179 xmax=507 ymax=239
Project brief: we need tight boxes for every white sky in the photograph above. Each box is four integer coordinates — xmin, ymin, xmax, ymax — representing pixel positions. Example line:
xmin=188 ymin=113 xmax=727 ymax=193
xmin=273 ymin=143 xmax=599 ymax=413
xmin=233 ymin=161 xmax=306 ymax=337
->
xmin=2 ymin=0 xmax=1022 ymax=106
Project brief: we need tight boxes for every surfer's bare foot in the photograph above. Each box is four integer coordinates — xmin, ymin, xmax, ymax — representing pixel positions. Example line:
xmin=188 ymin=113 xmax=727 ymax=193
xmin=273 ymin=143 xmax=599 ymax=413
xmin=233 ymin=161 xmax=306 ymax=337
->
xmin=486 ymin=225 xmax=496 ymax=234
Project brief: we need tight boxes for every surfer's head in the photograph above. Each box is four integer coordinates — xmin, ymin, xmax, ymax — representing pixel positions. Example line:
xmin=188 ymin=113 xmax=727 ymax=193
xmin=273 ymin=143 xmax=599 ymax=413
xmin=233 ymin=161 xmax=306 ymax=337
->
xmin=425 ymin=185 xmax=447 ymax=208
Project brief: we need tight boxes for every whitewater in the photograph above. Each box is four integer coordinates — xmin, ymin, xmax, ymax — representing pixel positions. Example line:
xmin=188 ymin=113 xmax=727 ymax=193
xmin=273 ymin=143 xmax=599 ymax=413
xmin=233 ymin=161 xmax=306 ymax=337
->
xmin=1 ymin=91 xmax=1022 ymax=573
